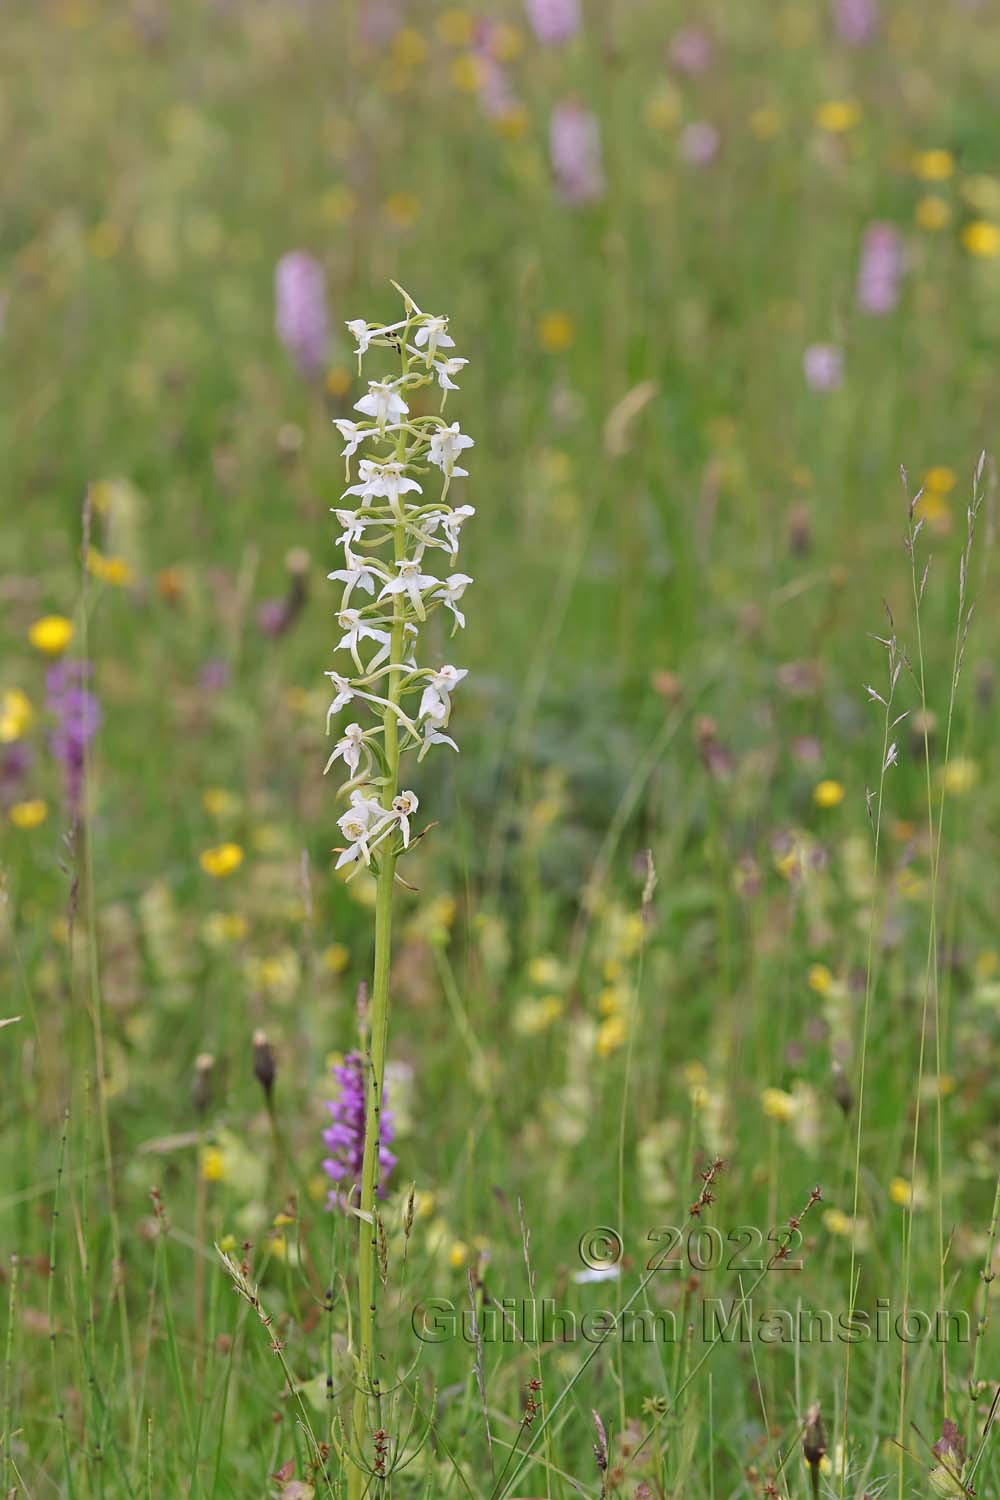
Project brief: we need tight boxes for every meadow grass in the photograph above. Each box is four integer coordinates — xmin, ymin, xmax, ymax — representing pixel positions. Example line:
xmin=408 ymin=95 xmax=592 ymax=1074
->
xmin=2 ymin=0 xmax=1000 ymax=1495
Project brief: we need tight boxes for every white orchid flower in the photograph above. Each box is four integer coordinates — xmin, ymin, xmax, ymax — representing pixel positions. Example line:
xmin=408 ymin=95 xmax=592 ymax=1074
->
xmin=428 ymin=422 xmax=474 ymax=479
xmin=324 ymin=722 xmax=367 ymax=777
xmin=354 ymin=379 xmax=409 ymax=428
xmin=414 ymin=317 xmax=455 ymax=363
xmin=391 ymin=790 xmax=419 ymax=848
xmin=378 ymin=559 xmax=439 ymax=619
xmin=433 ymin=356 xmax=468 ymax=392
xmin=335 ymin=608 xmax=393 ymax=672
xmin=437 ymin=573 xmax=473 ymax=631
xmin=418 ymin=664 xmax=467 ymax=725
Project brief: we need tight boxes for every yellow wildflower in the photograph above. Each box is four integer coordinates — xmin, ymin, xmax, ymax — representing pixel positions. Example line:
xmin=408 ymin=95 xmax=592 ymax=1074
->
xmin=383 ymin=192 xmax=420 ymax=229
xmin=448 ymin=1240 xmax=469 ymax=1269
xmin=888 ymin=1176 xmax=913 ymax=1207
xmin=816 ymin=99 xmax=862 ymax=133
xmin=814 ymin=779 xmax=845 ymax=809
xmin=325 ymin=366 xmax=352 ymax=398
xmin=391 ymin=27 xmax=427 ymax=67
xmin=761 ymin=1087 xmax=797 ymax=1122
xmin=450 ymin=53 xmax=483 ymax=91
xmin=201 ymin=911 xmax=248 ymax=946
xmin=538 ymin=312 xmax=575 ymax=352
xmin=808 ymin=963 xmax=833 ymax=994
xmin=962 ymin=221 xmax=1000 ymax=257
xmin=493 ymin=103 xmax=530 ymax=141
xmin=0 ymin=689 xmax=34 ymax=743
xmin=28 ymin=615 xmax=73 ymax=655
xmin=823 ymin=1208 xmax=853 ymax=1236
xmin=912 ymin=149 xmax=954 ymax=182
xmin=940 ymin=758 xmax=979 ymax=795
xmin=323 ymin=943 xmax=350 ymax=974
xmin=9 ymin=799 xmax=48 ymax=830
xmin=202 ymin=787 xmax=237 ymax=818
xmin=199 ymin=842 xmax=244 ymax=878
xmin=645 ymin=86 xmax=681 ymax=131
xmin=87 ymin=548 xmax=134 ymax=587
xmin=527 ymin=954 xmax=565 ymax=989
xmin=513 ymin=995 xmax=564 ymax=1037
xmin=598 ymin=986 xmax=626 ymax=1016
xmin=320 ymin=187 xmax=357 ymax=226
xmin=924 ymin=466 xmax=956 ymax=493
xmin=975 ymin=949 xmax=998 ymax=981
xmin=596 ymin=1013 xmax=627 ymax=1057
xmin=201 ymin=1146 xmax=227 ymax=1183
xmin=915 ymin=196 xmax=952 ymax=232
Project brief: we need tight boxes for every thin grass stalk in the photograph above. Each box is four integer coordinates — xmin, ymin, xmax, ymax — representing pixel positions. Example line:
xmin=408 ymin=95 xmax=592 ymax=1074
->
xmin=839 ymin=613 xmax=898 ymax=1500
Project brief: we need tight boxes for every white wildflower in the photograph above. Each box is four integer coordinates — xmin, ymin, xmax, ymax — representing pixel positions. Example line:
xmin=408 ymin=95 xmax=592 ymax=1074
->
xmin=437 ymin=573 xmax=473 ymax=631
xmin=324 ymin=722 xmax=366 ymax=777
xmin=414 ymin=316 xmax=455 ymax=363
xmin=391 ymin=790 xmax=419 ymax=847
xmin=378 ymin=558 xmax=439 ymax=617
xmin=325 ymin=285 xmax=474 ymax=863
xmin=433 ymin=356 xmax=468 ymax=392
xmin=419 ymin=664 xmax=467 ymax=725
xmin=354 ymin=379 xmax=409 ymax=427
xmin=428 ymin=422 xmax=474 ymax=478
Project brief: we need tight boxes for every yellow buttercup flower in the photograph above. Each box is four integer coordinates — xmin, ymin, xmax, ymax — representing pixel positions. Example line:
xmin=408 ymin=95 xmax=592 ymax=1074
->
xmin=924 ymin=466 xmax=956 ymax=494
xmin=0 ymin=689 xmax=34 ymax=743
xmin=28 ymin=615 xmax=73 ymax=655
xmin=9 ymin=799 xmax=48 ymax=829
xmin=823 ymin=1208 xmax=853 ymax=1237
xmin=962 ymin=221 xmax=1000 ymax=258
xmin=199 ymin=842 xmax=244 ymax=879
xmin=912 ymin=149 xmax=954 ymax=182
xmin=201 ymin=1146 xmax=227 ymax=1183
xmin=539 ymin=312 xmax=575 ymax=352
xmin=448 ymin=1239 xmax=469 ymax=1269
xmin=807 ymin=963 xmax=833 ymax=994
xmin=813 ymin=779 xmax=845 ymax=809
xmin=888 ymin=1176 xmax=913 ymax=1207
xmin=761 ymin=1087 xmax=797 ymax=1122
xmin=915 ymin=196 xmax=951 ymax=232
xmin=816 ymin=99 xmax=862 ymax=134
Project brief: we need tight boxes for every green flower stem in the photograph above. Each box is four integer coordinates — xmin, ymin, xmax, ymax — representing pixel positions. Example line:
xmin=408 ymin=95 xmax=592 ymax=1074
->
xmin=349 ymin=517 xmax=407 ymax=1500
